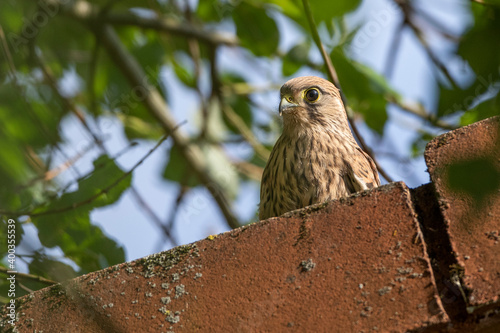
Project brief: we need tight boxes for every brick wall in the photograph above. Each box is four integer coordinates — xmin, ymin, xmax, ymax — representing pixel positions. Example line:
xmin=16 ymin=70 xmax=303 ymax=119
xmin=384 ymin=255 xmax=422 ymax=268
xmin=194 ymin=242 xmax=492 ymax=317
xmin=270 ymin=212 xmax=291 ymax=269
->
xmin=1 ymin=116 xmax=499 ymax=333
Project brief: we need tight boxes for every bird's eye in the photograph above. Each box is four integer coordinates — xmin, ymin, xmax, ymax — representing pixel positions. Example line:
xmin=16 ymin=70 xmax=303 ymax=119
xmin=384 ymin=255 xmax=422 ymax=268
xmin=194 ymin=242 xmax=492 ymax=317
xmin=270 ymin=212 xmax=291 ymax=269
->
xmin=304 ymin=88 xmax=319 ymax=102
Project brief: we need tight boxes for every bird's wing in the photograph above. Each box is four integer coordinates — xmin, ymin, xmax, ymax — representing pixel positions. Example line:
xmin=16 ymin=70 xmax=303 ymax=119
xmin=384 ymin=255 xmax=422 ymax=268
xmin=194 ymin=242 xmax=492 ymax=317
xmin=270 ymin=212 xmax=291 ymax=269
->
xmin=343 ymin=147 xmax=381 ymax=194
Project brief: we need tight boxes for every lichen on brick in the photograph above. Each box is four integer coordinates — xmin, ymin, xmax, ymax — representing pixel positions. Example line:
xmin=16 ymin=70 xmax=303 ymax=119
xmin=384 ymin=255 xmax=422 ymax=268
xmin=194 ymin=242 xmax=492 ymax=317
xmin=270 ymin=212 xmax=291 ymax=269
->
xmin=300 ymin=259 xmax=316 ymax=272
xmin=138 ymin=243 xmax=199 ymax=279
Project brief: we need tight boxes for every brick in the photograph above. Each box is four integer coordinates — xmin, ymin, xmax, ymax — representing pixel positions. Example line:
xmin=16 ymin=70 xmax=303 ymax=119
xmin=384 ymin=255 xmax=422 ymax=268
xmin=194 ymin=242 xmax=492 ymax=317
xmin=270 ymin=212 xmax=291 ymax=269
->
xmin=1 ymin=182 xmax=448 ymax=332
xmin=411 ymin=184 xmax=468 ymax=321
xmin=425 ymin=116 xmax=500 ymax=312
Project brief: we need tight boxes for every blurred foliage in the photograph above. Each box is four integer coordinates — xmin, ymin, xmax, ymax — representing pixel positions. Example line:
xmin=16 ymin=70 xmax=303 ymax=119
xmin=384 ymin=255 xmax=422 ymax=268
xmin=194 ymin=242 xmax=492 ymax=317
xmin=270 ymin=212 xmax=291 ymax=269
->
xmin=0 ymin=0 xmax=499 ymax=300
xmin=438 ymin=5 xmax=500 ymax=118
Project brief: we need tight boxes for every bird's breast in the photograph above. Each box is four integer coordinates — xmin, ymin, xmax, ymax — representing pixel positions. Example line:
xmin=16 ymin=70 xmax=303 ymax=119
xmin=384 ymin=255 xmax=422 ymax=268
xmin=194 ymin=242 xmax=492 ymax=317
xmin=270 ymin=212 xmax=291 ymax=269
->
xmin=274 ymin=131 xmax=350 ymax=209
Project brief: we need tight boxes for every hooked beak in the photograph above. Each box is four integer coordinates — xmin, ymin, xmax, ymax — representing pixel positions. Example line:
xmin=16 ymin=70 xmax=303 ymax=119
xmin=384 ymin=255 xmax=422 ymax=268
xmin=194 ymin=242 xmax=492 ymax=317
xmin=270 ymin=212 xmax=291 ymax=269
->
xmin=279 ymin=96 xmax=298 ymax=116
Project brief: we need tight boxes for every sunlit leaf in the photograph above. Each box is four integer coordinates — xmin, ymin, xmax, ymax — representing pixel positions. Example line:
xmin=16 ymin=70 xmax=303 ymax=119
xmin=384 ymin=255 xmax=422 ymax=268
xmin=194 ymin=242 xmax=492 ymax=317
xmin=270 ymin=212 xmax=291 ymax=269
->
xmin=119 ymin=114 xmax=164 ymax=140
xmin=460 ymin=94 xmax=500 ymax=126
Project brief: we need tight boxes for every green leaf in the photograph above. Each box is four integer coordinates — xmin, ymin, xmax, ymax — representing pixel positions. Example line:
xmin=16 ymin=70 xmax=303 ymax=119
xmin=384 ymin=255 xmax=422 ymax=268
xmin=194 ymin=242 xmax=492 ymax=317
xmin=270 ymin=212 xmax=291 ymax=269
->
xmin=38 ymin=15 xmax=94 ymax=69
xmin=437 ymin=74 xmax=500 ymax=117
xmin=65 ymin=222 xmax=126 ymax=272
xmin=0 ymin=83 xmax=66 ymax=210
xmin=223 ymin=96 xmax=253 ymax=134
xmin=458 ymin=6 xmax=500 ymax=81
xmin=282 ymin=42 xmax=310 ymax=76
xmin=308 ymin=0 xmax=362 ymax=24
xmin=267 ymin=0 xmax=303 ymax=20
xmin=220 ymin=73 xmax=254 ymax=133
xmin=118 ymin=114 xmax=164 ymax=140
xmin=438 ymin=6 xmax=500 ymax=117
xmin=28 ymin=255 xmax=78 ymax=282
xmin=33 ymin=155 xmax=131 ymax=249
xmin=233 ymin=2 xmax=279 ymax=57
xmin=411 ymin=132 xmax=436 ymax=158
xmin=172 ymin=56 xmax=196 ymax=88
xmin=130 ymin=32 xmax=165 ymax=73
xmin=330 ymin=47 xmax=391 ymax=134
xmin=163 ymin=144 xmax=200 ymax=187
xmin=460 ymin=94 xmax=500 ymax=126
xmin=197 ymin=0 xmax=231 ymax=21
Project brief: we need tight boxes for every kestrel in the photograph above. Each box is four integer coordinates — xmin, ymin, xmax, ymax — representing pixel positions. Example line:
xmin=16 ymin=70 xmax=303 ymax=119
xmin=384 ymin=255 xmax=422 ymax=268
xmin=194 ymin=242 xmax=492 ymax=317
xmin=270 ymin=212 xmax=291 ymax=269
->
xmin=259 ymin=76 xmax=380 ymax=220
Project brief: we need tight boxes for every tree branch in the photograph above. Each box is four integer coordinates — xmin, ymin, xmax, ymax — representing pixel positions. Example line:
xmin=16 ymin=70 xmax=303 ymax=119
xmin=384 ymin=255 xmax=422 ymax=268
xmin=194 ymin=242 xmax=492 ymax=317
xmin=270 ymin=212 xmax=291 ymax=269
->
xmin=96 ymin=24 xmax=240 ymax=229
xmin=44 ymin=0 xmax=238 ymax=46
xmin=130 ymin=187 xmax=178 ymax=247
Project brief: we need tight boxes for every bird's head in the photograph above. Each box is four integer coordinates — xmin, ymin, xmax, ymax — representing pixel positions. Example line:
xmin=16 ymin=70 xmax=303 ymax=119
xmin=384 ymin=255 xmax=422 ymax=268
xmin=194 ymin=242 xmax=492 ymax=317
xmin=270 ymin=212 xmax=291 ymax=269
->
xmin=279 ymin=76 xmax=348 ymax=131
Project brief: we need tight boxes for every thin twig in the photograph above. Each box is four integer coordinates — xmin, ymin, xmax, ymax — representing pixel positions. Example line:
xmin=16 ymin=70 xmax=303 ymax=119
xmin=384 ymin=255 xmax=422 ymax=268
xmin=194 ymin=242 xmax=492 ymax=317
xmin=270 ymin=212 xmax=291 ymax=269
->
xmin=130 ymin=187 xmax=178 ymax=247
xmin=0 ymin=130 xmax=179 ymax=217
xmin=413 ymin=8 xmax=459 ymax=42
xmin=33 ymin=131 xmax=176 ymax=216
xmin=302 ymin=0 xmax=394 ymax=183
xmin=35 ymin=53 xmax=104 ymax=147
xmin=35 ymin=51 xmax=178 ymax=245
xmin=209 ymin=47 xmax=270 ymax=161
xmin=384 ymin=20 xmax=405 ymax=79
xmin=302 ymin=0 xmax=340 ymax=85
xmin=165 ymin=186 xmax=187 ymax=231
xmin=386 ymin=95 xmax=457 ymax=130
xmin=222 ymin=105 xmax=270 ymax=161
xmin=19 ymin=141 xmax=96 ymax=190
xmin=153 ymin=186 xmax=186 ymax=252
xmin=57 ymin=141 xmax=136 ymax=194
xmin=0 ymin=267 xmax=57 ymax=286
xmin=396 ymin=0 xmax=459 ymax=89
xmin=3 ymin=41 xmax=80 ymax=182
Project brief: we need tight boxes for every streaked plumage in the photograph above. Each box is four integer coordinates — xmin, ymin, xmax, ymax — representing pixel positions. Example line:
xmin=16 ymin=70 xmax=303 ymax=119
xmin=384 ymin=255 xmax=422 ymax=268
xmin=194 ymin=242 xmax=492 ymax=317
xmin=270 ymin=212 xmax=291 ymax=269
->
xmin=259 ymin=76 xmax=380 ymax=220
